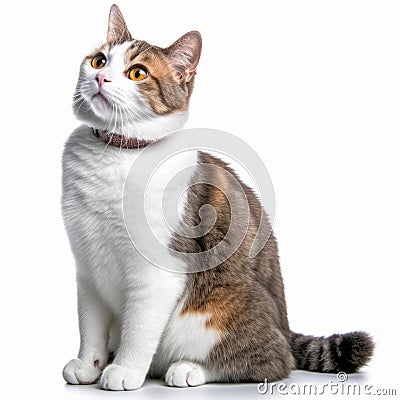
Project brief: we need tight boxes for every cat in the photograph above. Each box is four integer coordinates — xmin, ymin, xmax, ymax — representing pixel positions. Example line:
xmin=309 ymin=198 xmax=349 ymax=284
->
xmin=62 ymin=4 xmax=374 ymax=391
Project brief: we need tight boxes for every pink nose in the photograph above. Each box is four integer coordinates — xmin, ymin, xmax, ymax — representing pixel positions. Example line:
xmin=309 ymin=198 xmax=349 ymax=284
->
xmin=96 ymin=73 xmax=111 ymax=88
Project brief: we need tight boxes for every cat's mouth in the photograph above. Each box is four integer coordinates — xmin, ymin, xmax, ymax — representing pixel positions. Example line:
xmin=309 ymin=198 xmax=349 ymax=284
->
xmin=87 ymin=89 xmax=115 ymax=118
xmin=92 ymin=92 xmax=109 ymax=104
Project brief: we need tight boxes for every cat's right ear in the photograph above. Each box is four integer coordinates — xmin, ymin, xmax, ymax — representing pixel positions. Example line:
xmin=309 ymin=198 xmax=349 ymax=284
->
xmin=165 ymin=31 xmax=202 ymax=82
xmin=107 ymin=4 xmax=132 ymax=44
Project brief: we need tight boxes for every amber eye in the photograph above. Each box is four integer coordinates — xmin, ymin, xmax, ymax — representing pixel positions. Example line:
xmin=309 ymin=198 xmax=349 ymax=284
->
xmin=128 ymin=66 xmax=148 ymax=81
xmin=91 ymin=53 xmax=107 ymax=69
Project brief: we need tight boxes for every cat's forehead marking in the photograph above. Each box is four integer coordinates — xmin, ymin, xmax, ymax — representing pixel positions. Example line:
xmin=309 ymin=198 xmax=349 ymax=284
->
xmin=127 ymin=40 xmax=156 ymax=62
xmin=104 ymin=40 xmax=157 ymax=68
xmin=108 ymin=40 xmax=132 ymax=58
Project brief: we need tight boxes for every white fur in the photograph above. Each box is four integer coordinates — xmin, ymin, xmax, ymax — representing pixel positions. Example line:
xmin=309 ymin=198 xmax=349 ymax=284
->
xmin=151 ymin=301 xmax=220 ymax=377
xmin=62 ymin=42 xmax=220 ymax=390
xmin=63 ymin=358 xmax=102 ymax=385
xmin=165 ymin=360 xmax=214 ymax=387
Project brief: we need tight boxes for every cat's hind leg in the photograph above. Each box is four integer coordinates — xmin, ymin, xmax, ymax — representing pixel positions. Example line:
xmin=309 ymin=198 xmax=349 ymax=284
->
xmin=165 ymin=360 xmax=217 ymax=387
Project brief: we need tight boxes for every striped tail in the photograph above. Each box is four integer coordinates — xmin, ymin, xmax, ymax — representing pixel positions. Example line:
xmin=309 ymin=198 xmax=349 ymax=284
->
xmin=290 ymin=331 xmax=374 ymax=373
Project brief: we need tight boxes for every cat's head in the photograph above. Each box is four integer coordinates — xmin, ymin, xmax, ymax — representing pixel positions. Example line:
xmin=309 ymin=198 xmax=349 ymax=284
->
xmin=74 ymin=4 xmax=201 ymax=140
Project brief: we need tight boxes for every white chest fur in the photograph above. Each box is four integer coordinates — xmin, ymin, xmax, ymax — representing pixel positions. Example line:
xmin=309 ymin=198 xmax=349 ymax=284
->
xmin=62 ymin=125 xmax=196 ymax=313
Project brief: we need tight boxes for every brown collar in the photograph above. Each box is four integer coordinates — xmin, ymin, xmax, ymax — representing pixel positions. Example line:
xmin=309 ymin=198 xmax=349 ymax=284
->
xmin=92 ymin=128 xmax=154 ymax=149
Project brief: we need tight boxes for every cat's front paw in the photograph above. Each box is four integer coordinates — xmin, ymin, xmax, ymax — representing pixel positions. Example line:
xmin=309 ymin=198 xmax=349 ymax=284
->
xmin=63 ymin=358 xmax=101 ymax=385
xmin=100 ymin=364 xmax=145 ymax=391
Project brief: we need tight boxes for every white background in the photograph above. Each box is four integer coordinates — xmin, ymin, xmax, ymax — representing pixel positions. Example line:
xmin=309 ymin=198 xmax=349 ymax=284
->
xmin=1 ymin=1 xmax=399 ymax=399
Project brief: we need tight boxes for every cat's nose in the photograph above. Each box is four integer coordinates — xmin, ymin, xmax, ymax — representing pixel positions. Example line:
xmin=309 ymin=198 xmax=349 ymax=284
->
xmin=96 ymin=73 xmax=111 ymax=88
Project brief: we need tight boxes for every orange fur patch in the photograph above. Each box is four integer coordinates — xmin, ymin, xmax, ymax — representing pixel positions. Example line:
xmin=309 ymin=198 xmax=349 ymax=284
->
xmin=180 ymin=285 xmax=246 ymax=334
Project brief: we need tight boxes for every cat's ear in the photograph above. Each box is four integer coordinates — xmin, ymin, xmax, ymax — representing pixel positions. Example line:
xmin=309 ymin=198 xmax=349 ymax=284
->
xmin=165 ymin=31 xmax=202 ymax=82
xmin=107 ymin=4 xmax=132 ymax=44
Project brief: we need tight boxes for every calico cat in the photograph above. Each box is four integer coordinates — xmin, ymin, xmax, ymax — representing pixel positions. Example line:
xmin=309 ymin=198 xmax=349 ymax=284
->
xmin=62 ymin=4 xmax=374 ymax=391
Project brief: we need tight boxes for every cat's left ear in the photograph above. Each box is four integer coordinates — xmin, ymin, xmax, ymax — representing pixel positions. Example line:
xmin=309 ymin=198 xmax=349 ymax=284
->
xmin=107 ymin=4 xmax=132 ymax=44
xmin=165 ymin=31 xmax=202 ymax=82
